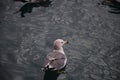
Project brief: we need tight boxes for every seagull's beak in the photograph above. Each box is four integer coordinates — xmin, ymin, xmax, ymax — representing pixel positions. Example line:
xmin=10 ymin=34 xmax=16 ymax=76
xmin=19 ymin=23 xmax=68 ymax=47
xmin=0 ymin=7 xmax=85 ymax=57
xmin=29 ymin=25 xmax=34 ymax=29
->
xmin=64 ymin=40 xmax=69 ymax=44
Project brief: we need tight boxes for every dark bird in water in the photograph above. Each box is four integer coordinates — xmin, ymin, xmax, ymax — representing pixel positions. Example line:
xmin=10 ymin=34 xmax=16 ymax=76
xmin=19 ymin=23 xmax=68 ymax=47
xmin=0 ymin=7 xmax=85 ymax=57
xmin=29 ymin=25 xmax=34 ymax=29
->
xmin=14 ymin=0 xmax=28 ymax=2
xmin=99 ymin=0 xmax=120 ymax=14
xmin=42 ymin=39 xmax=68 ymax=80
xmin=14 ymin=0 xmax=46 ymax=3
xmin=14 ymin=0 xmax=52 ymax=17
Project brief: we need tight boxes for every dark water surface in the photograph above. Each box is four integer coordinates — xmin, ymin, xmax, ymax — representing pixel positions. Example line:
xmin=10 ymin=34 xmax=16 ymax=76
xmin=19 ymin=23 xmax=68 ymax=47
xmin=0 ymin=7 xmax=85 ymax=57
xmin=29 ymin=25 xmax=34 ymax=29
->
xmin=0 ymin=0 xmax=120 ymax=80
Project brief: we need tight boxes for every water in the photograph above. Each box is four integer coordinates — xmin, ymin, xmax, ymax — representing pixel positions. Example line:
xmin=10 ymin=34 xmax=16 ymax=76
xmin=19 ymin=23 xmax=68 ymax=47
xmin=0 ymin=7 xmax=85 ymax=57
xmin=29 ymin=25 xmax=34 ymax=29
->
xmin=0 ymin=0 xmax=120 ymax=80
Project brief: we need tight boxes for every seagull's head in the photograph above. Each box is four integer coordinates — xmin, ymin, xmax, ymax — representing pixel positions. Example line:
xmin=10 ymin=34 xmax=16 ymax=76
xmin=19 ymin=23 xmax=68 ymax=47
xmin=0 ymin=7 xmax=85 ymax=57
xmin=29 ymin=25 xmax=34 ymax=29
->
xmin=53 ymin=39 xmax=68 ymax=50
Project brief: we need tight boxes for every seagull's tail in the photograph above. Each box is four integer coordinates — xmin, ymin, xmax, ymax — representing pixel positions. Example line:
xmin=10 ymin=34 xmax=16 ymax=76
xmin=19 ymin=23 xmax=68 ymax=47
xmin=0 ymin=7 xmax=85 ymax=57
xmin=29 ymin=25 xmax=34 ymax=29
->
xmin=43 ymin=70 xmax=60 ymax=80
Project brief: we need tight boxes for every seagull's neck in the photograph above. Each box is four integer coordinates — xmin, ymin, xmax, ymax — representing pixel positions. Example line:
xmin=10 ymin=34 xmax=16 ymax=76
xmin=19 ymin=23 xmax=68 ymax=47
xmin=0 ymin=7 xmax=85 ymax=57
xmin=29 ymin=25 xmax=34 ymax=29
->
xmin=53 ymin=47 xmax=65 ymax=54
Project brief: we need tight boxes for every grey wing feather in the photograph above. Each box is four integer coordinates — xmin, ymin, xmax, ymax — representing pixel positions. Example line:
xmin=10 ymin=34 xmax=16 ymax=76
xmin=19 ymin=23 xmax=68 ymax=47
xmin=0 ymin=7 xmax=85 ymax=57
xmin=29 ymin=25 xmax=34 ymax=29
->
xmin=44 ymin=52 xmax=66 ymax=70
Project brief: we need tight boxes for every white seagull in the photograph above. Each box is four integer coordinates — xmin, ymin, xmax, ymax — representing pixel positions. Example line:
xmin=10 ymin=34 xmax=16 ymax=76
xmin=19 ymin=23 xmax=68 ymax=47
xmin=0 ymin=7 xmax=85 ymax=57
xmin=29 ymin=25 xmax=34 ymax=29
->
xmin=43 ymin=39 xmax=68 ymax=80
xmin=44 ymin=39 xmax=68 ymax=71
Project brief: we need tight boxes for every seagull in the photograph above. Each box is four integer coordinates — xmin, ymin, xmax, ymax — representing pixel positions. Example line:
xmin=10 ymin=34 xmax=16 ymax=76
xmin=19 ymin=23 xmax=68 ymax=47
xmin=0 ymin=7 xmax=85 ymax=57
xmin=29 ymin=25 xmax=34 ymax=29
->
xmin=43 ymin=39 xmax=68 ymax=80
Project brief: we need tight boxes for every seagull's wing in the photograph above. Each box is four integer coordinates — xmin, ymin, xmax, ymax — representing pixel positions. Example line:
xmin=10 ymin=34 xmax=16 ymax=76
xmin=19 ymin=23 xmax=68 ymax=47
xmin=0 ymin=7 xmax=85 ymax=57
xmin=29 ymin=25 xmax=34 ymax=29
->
xmin=44 ymin=52 xmax=67 ymax=70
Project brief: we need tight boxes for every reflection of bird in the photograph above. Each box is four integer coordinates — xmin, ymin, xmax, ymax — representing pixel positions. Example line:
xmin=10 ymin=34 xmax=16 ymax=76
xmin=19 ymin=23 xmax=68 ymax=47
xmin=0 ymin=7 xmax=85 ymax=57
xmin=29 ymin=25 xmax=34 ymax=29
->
xmin=43 ymin=39 xmax=68 ymax=80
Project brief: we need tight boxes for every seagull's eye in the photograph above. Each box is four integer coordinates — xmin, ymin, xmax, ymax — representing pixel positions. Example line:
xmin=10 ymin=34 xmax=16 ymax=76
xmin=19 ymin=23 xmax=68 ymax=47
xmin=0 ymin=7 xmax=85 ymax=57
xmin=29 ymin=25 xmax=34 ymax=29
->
xmin=61 ymin=42 xmax=64 ymax=44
